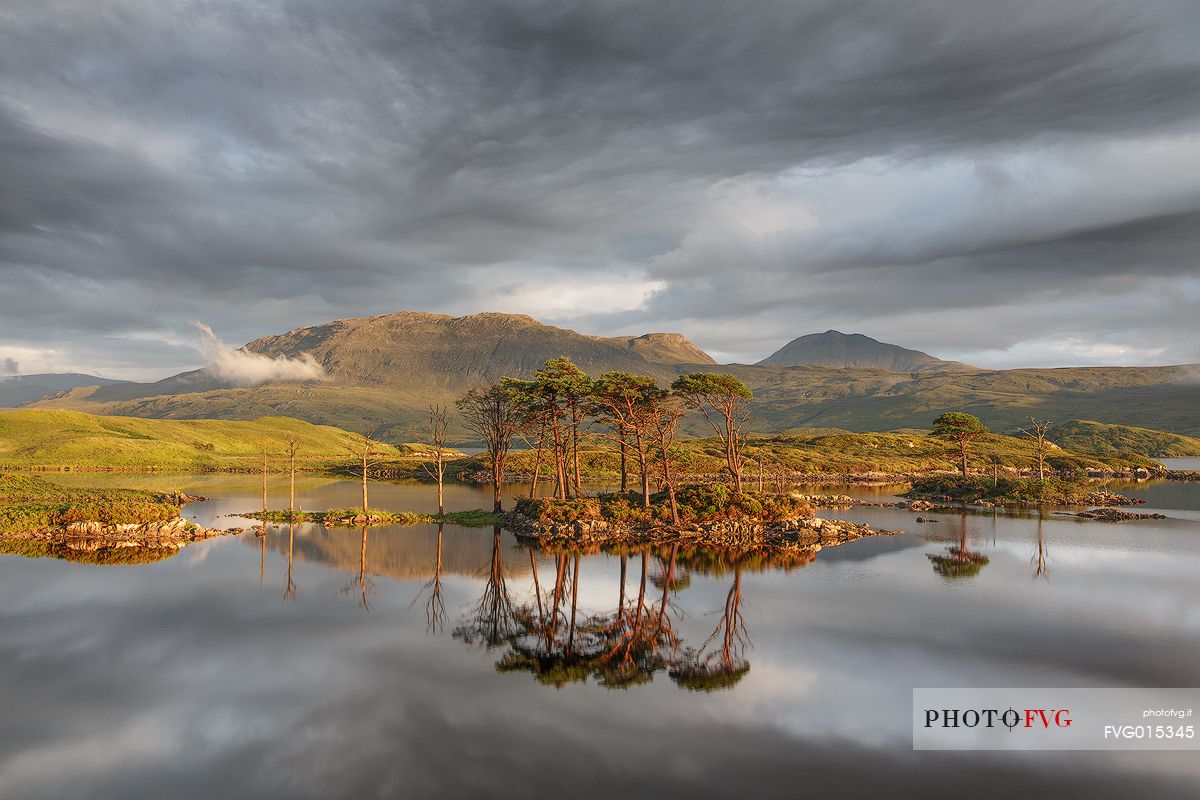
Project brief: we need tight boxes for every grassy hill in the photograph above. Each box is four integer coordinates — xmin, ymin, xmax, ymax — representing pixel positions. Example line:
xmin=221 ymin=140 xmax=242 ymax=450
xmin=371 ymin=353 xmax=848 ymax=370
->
xmin=0 ymin=409 xmax=440 ymax=471
xmin=455 ymin=429 xmax=1157 ymax=481
xmin=0 ymin=408 xmax=1164 ymax=476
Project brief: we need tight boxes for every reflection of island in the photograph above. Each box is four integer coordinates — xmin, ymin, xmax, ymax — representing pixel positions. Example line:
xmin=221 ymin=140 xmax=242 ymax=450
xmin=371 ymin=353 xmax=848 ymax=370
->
xmin=926 ymin=515 xmax=990 ymax=579
xmin=256 ymin=523 xmax=532 ymax=580
xmin=494 ymin=546 xmax=681 ymax=688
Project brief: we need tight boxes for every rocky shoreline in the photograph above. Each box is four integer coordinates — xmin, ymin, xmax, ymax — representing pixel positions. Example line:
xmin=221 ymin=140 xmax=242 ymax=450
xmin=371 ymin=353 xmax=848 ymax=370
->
xmin=0 ymin=517 xmax=242 ymax=552
xmin=1053 ymin=508 xmax=1168 ymax=522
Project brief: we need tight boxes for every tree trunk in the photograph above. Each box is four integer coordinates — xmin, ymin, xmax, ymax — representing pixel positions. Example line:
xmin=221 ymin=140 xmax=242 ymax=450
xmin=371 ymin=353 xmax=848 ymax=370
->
xmin=289 ymin=454 xmax=296 ymax=514
xmin=530 ymin=428 xmax=544 ymax=499
xmin=635 ymin=433 xmax=650 ymax=508
xmin=960 ymin=442 xmax=969 ymax=477
xmin=551 ymin=418 xmax=566 ymax=499
xmin=659 ymin=431 xmax=679 ymax=525
xmin=618 ymin=428 xmax=628 ymax=494
xmin=361 ymin=445 xmax=369 ymax=512
xmin=570 ymin=409 xmax=582 ymax=499
xmin=436 ymin=464 xmax=444 ymax=515
xmin=492 ymin=452 xmax=503 ymax=513
xmin=262 ymin=452 xmax=268 ymax=512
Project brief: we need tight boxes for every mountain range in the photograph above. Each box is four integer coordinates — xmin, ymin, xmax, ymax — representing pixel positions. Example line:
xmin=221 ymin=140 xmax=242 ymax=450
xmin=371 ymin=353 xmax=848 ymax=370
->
xmin=0 ymin=373 xmax=129 ymax=408
xmin=25 ymin=311 xmax=1200 ymax=440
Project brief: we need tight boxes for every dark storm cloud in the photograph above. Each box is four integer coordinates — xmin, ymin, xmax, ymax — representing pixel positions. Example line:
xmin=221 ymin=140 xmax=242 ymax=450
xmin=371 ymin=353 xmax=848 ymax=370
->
xmin=1 ymin=0 xmax=1198 ymax=376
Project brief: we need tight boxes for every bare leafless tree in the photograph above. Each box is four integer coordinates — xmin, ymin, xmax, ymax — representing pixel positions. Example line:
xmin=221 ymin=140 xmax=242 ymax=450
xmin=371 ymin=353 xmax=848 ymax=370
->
xmin=421 ymin=405 xmax=450 ymax=515
xmin=457 ymin=383 xmax=523 ymax=512
xmin=345 ymin=427 xmax=385 ymax=513
xmin=1018 ymin=417 xmax=1053 ymax=482
xmin=283 ymin=435 xmax=302 ymax=517
xmin=260 ymin=445 xmax=270 ymax=512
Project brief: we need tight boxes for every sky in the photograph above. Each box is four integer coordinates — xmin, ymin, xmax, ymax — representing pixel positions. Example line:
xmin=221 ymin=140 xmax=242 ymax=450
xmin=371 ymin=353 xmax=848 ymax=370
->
xmin=1 ymin=0 xmax=1199 ymax=381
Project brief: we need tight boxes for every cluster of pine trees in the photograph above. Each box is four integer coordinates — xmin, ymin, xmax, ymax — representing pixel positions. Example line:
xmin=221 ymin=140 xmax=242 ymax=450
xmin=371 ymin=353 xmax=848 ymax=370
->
xmin=456 ymin=357 xmax=754 ymax=521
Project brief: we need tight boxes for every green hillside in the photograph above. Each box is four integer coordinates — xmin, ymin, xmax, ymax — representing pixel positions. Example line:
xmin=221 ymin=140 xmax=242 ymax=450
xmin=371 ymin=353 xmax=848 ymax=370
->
xmin=0 ymin=409 xmax=437 ymax=470
xmin=455 ymin=429 xmax=1157 ymax=480
xmin=1047 ymin=420 xmax=1200 ymax=457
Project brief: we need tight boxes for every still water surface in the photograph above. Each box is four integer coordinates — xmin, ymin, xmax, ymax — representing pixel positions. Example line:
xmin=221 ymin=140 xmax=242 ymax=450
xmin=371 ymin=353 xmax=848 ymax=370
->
xmin=1 ymin=474 xmax=1198 ymax=798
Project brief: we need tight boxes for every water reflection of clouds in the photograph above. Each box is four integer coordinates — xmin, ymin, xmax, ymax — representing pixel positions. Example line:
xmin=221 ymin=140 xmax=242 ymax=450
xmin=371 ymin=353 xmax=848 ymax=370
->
xmin=2 ymin=476 xmax=1200 ymax=797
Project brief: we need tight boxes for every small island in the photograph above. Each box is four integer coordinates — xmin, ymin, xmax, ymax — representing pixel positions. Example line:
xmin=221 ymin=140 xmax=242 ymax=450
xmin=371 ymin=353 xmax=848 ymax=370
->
xmin=0 ymin=473 xmax=237 ymax=563
xmin=504 ymin=485 xmax=900 ymax=560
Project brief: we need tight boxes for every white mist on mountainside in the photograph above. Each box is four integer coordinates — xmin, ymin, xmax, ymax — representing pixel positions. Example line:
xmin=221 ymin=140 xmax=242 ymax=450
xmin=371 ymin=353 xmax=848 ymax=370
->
xmin=193 ymin=322 xmax=325 ymax=387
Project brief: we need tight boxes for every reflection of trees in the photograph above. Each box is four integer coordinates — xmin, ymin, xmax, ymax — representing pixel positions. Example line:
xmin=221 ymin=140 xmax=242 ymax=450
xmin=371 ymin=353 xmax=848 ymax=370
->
xmin=927 ymin=515 xmax=990 ymax=579
xmin=670 ymin=562 xmax=750 ymax=691
xmin=257 ymin=519 xmax=267 ymax=590
xmin=338 ymin=527 xmax=376 ymax=609
xmin=496 ymin=544 xmax=690 ymax=690
xmin=283 ymin=523 xmax=298 ymax=602
xmin=1032 ymin=514 xmax=1049 ymax=581
xmin=496 ymin=549 xmax=595 ymax=686
xmin=454 ymin=527 xmax=515 ymax=648
xmin=412 ymin=523 xmax=447 ymax=632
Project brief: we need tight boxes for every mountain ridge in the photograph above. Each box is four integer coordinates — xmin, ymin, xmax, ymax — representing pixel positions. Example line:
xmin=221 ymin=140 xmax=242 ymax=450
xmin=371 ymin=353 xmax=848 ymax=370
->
xmin=26 ymin=311 xmax=1200 ymax=439
xmin=0 ymin=373 xmax=130 ymax=408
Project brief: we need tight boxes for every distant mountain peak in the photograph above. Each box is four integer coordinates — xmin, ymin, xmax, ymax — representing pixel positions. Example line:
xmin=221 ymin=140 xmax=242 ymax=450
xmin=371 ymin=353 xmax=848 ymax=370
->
xmin=757 ymin=330 xmax=964 ymax=371
xmin=607 ymin=332 xmax=716 ymax=365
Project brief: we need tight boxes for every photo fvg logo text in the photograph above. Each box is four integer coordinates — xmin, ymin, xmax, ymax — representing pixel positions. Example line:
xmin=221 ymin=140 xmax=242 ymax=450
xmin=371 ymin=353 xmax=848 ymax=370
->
xmin=924 ymin=706 xmax=1073 ymax=731
xmin=913 ymin=688 xmax=1200 ymax=751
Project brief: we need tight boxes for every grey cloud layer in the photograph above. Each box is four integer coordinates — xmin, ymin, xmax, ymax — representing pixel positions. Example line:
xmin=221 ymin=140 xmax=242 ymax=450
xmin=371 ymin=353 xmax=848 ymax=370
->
xmin=1 ymin=0 xmax=1198 ymax=377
